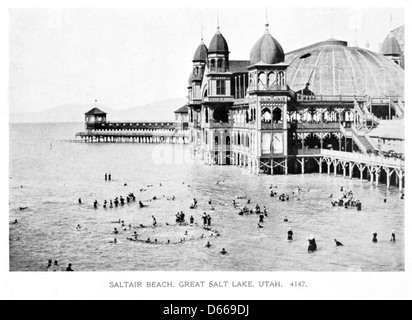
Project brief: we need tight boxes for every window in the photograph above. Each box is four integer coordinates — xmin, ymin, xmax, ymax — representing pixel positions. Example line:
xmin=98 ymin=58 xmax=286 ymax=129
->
xmin=210 ymin=59 xmax=216 ymax=71
xmin=216 ymin=80 xmax=226 ymax=95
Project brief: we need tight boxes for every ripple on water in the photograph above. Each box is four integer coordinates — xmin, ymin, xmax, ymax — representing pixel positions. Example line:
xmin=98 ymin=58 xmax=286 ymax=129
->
xmin=9 ymin=123 xmax=405 ymax=272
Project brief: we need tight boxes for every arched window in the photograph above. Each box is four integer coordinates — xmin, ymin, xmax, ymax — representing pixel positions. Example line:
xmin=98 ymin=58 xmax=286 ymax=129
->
xmin=278 ymin=71 xmax=285 ymax=86
xmin=215 ymin=136 xmax=219 ymax=146
xmin=273 ymin=108 xmax=282 ymax=124
xmin=217 ymin=59 xmax=223 ymax=71
xmin=226 ymin=136 xmax=231 ymax=145
xmin=210 ymin=59 xmax=216 ymax=72
xmin=237 ymin=133 xmax=241 ymax=145
xmin=268 ymin=72 xmax=276 ymax=88
xmin=262 ymin=108 xmax=272 ymax=123
xmin=246 ymin=111 xmax=250 ymax=123
xmin=258 ymin=72 xmax=266 ymax=90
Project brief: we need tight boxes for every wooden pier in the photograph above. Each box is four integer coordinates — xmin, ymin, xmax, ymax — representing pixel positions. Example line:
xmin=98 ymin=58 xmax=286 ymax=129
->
xmin=75 ymin=130 xmax=189 ymax=144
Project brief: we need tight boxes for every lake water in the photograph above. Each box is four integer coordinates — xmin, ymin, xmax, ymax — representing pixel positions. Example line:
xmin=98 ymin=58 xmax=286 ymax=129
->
xmin=9 ymin=123 xmax=404 ymax=272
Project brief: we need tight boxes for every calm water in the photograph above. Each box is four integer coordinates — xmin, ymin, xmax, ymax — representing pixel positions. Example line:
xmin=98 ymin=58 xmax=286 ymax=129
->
xmin=9 ymin=123 xmax=404 ymax=272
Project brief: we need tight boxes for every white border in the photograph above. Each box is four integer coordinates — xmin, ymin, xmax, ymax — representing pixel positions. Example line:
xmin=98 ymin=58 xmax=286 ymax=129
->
xmin=1 ymin=0 xmax=411 ymax=300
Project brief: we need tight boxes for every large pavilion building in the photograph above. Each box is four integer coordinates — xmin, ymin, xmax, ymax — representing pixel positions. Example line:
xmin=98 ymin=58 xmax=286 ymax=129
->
xmin=185 ymin=23 xmax=404 ymax=181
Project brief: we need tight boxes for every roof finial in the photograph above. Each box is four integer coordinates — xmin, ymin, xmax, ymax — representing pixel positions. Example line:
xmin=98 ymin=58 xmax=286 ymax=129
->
xmin=217 ymin=10 xmax=220 ymax=30
xmin=265 ymin=7 xmax=269 ymax=27
xmin=201 ymin=22 xmax=204 ymax=41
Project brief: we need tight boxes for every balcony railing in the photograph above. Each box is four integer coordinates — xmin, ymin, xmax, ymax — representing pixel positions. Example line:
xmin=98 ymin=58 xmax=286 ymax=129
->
xmin=296 ymin=94 xmax=367 ymax=103
xmin=321 ymin=149 xmax=404 ymax=169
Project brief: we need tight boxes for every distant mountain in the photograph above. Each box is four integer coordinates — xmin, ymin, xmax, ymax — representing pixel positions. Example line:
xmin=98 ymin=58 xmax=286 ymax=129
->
xmin=9 ymin=98 xmax=187 ymax=123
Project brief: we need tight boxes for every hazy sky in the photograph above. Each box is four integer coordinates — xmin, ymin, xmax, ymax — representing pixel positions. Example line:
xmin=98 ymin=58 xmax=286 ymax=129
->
xmin=9 ymin=6 xmax=404 ymax=113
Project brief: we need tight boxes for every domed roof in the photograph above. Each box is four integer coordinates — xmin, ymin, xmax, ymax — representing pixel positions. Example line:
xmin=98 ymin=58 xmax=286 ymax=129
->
xmin=285 ymin=39 xmax=404 ymax=97
xmin=381 ymin=33 xmax=401 ymax=56
xmin=193 ymin=40 xmax=208 ymax=62
xmin=250 ymin=24 xmax=285 ymax=65
xmin=208 ymin=28 xmax=229 ymax=54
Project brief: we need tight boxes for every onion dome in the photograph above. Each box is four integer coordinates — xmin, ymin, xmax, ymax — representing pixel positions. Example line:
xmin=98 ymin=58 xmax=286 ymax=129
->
xmin=193 ymin=40 xmax=208 ymax=62
xmin=381 ymin=32 xmax=401 ymax=56
xmin=250 ymin=24 xmax=285 ymax=65
xmin=208 ymin=28 xmax=229 ymax=54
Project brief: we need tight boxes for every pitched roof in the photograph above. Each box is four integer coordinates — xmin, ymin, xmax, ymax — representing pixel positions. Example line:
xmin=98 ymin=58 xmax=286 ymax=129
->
xmin=209 ymin=28 xmax=229 ymax=54
xmin=174 ymin=105 xmax=188 ymax=114
xmin=381 ymin=33 xmax=401 ymax=56
xmin=229 ymin=60 xmax=250 ymax=73
xmin=85 ymin=108 xmax=107 ymax=115
xmin=193 ymin=41 xmax=208 ymax=62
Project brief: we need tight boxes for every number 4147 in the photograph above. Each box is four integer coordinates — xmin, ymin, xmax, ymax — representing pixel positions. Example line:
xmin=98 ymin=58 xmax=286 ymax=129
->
xmin=290 ymin=282 xmax=307 ymax=288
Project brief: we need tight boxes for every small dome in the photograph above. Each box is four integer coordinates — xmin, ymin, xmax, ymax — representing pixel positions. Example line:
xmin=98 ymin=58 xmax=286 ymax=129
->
xmin=193 ymin=41 xmax=208 ymax=62
xmin=250 ymin=24 xmax=285 ymax=65
xmin=208 ymin=28 xmax=229 ymax=54
xmin=381 ymin=33 xmax=401 ymax=56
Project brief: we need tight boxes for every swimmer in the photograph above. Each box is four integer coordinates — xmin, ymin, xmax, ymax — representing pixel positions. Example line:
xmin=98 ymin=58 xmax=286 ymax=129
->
xmin=145 ymin=238 xmax=151 ymax=244
xmin=287 ymin=229 xmax=293 ymax=241
xmin=258 ymin=223 xmax=264 ymax=229
xmin=109 ymin=238 xmax=117 ymax=244
xmin=308 ymin=236 xmax=317 ymax=253
xmin=53 ymin=260 xmax=60 ymax=272
xmin=66 ymin=264 xmax=74 ymax=272
xmin=152 ymin=216 xmax=157 ymax=227
xmin=113 ymin=228 xmax=119 ymax=235
xmin=190 ymin=216 xmax=194 ymax=224
xmin=19 ymin=207 xmax=28 ymax=211
xmin=154 ymin=239 xmax=158 ymax=244
xmin=372 ymin=233 xmax=378 ymax=243
xmin=47 ymin=260 xmax=53 ymax=271
xmin=76 ymin=224 xmax=81 ymax=230
xmin=205 ymin=242 xmax=211 ymax=248
xmin=13 ymin=219 xmax=18 ymax=224
xmin=93 ymin=200 xmax=99 ymax=209
xmin=334 ymin=239 xmax=344 ymax=247
xmin=124 ymin=183 xmax=127 ymax=186
xmin=391 ymin=231 xmax=396 ymax=242
xmin=284 ymin=216 xmax=288 ymax=222
xmin=220 ymin=248 xmax=228 ymax=255
xmin=329 ymin=194 xmax=333 ymax=198
xmin=78 ymin=198 xmax=82 ymax=204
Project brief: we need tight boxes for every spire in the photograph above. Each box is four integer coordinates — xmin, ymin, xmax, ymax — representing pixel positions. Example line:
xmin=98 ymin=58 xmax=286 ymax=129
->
xmin=201 ymin=22 xmax=204 ymax=42
xmin=217 ymin=10 xmax=220 ymax=30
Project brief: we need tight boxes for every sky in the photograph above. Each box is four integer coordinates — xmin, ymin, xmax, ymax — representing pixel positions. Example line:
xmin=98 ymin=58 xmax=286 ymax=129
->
xmin=8 ymin=6 xmax=404 ymax=114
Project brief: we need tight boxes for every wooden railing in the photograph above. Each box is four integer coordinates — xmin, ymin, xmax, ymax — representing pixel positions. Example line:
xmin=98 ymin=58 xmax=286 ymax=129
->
xmin=321 ymin=149 xmax=404 ymax=169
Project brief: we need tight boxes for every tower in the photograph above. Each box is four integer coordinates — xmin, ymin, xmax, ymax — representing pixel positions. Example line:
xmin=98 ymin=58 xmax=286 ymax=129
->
xmin=381 ymin=32 xmax=402 ymax=66
xmin=248 ymin=23 xmax=289 ymax=173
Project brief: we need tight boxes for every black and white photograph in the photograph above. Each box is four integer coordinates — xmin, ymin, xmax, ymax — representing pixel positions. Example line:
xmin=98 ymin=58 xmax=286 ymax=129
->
xmin=1 ymin=0 xmax=411 ymax=300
